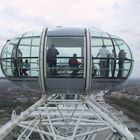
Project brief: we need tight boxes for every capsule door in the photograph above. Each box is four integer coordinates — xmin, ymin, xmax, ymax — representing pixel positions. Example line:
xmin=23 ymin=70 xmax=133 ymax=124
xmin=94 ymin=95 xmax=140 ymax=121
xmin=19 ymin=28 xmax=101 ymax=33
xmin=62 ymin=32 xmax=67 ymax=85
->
xmin=44 ymin=29 xmax=86 ymax=94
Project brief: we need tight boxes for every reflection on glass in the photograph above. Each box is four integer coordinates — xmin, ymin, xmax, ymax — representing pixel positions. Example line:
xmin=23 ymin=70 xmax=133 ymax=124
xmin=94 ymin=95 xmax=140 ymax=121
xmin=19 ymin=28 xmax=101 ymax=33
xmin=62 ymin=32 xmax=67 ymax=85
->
xmin=19 ymin=37 xmax=40 ymax=57
xmin=91 ymin=36 xmax=133 ymax=78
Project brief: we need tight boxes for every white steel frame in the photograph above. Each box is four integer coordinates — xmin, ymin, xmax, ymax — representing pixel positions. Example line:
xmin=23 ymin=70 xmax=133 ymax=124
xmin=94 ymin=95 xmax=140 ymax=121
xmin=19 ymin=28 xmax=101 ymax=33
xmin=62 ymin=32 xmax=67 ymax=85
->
xmin=0 ymin=94 xmax=135 ymax=140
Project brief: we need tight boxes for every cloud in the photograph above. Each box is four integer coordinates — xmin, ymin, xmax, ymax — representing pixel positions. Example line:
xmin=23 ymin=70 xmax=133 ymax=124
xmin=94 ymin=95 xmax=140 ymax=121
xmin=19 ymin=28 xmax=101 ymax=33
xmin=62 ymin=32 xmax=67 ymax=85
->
xmin=0 ymin=3 xmax=52 ymax=28
xmin=0 ymin=2 xmax=52 ymax=47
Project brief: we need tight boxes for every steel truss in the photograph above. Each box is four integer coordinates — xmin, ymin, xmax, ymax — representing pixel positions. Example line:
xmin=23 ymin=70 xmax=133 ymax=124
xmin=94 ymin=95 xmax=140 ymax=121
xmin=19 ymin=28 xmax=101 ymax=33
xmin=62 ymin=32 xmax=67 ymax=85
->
xmin=0 ymin=94 xmax=135 ymax=140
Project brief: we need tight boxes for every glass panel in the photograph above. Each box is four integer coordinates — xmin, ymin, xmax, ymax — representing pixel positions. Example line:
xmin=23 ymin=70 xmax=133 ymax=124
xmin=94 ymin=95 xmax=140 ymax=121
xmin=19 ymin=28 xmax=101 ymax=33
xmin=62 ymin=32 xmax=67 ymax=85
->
xmin=1 ymin=39 xmax=20 ymax=77
xmin=46 ymin=37 xmax=84 ymax=78
xmin=103 ymin=39 xmax=112 ymax=46
xmin=19 ymin=37 xmax=40 ymax=57
xmin=91 ymin=38 xmax=103 ymax=47
xmin=101 ymin=32 xmax=110 ymax=38
xmin=1 ymin=39 xmax=19 ymax=58
xmin=91 ymin=36 xmax=133 ymax=78
xmin=92 ymin=58 xmax=115 ymax=78
xmin=19 ymin=38 xmax=32 ymax=46
xmin=32 ymin=37 xmax=40 ymax=46
xmin=31 ymin=47 xmax=39 ymax=57
xmin=23 ymin=31 xmax=42 ymax=37
xmin=2 ymin=57 xmax=39 ymax=77
xmin=114 ymin=60 xmax=131 ymax=78
xmin=17 ymin=37 xmax=39 ymax=77
xmin=1 ymin=37 xmax=40 ymax=77
xmin=19 ymin=38 xmax=31 ymax=57
xmin=92 ymin=58 xmax=100 ymax=77
xmin=92 ymin=57 xmax=113 ymax=78
xmin=18 ymin=45 xmax=30 ymax=57
xmin=18 ymin=58 xmax=38 ymax=77
xmin=1 ymin=59 xmax=15 ymax=76
xmin=114 ymin=60 xmax=119 ymax=77
xmin=30 ymin=58 xmax=39 ymax=76
xmin=123 ymin=61 xmax=131 ymax=77
xmin=91 ymin=47 xmax=101 ymax=58
xmin=113 ymin=39 xmax=132 ymax=78
xmin=91 ymin=37 xmax=115 ymax=78
xmin=10 ymin=38 xmax=20 ymax=44
xmin=113 ymin=39 xmax=131 ymax=59
xmin=31 ymin=37 xmax=40 ymax=57
xmin=90 ymin=29 xmax=109 ymax=37
xmin=90 ymin=30 xmax=102 ymax=37
xmin=114 ymin=45 xmax=120 ymax=58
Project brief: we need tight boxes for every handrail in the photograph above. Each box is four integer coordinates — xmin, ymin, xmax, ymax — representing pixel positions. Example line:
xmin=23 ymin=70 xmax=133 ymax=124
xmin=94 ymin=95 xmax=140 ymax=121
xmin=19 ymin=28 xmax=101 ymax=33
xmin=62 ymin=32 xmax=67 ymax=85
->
xmin=0 ymin=56 xmax=133 ymax=79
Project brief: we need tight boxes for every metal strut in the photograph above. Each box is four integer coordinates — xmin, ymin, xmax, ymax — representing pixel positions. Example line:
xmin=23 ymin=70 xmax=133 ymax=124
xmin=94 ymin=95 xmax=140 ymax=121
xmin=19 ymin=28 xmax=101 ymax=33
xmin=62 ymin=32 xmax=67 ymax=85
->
xmin=0 ymin=93 xmax=135 ymax=140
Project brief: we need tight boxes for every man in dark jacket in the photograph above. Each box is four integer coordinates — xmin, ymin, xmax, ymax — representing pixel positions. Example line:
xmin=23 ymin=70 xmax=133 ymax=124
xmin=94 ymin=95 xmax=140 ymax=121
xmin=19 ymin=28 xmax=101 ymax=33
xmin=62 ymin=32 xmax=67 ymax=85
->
xmin=47 ymin=44 xmax=59 ymax=76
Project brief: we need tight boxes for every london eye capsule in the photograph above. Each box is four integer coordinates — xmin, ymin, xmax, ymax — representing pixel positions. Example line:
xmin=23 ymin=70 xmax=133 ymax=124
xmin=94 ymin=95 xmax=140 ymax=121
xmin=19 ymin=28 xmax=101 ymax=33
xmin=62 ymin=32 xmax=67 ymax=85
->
xmin=0 ymin=27 xmax=134 ymax=94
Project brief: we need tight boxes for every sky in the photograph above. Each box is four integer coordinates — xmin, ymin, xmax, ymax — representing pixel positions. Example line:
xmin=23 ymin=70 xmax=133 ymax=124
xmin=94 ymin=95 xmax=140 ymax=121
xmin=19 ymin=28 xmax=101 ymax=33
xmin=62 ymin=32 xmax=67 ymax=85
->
xmin=0 ymin=0 xmax=140 ymax=78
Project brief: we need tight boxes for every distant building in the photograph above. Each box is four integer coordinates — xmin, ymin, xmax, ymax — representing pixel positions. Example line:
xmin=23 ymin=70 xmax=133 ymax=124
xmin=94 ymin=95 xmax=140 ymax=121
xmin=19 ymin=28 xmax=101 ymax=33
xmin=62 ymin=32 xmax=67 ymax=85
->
xmin=111 ymin=91 xmax=140 ymax=101
xmin=16 ymin=97 xmax=28 ymax=103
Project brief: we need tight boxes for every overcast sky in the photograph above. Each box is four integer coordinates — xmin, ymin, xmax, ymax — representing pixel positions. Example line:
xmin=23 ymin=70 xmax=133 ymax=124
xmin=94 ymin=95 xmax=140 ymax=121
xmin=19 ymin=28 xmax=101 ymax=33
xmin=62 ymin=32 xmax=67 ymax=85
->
xmin=0 ymin=0 xmax=140 ymax=78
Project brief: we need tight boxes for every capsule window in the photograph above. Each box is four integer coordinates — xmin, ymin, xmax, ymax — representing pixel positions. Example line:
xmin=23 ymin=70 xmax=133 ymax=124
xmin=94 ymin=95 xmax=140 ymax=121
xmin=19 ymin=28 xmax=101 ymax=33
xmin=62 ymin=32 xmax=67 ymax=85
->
xmin=46 ymin=37 xmax=84 ymax=78
xmin=1 ymin=39 xmax=20 ymax=76
xmin=113 ymin=39 xmax=132 ymax=78
xmin=91 ymin=37 xmax=115 ymax=78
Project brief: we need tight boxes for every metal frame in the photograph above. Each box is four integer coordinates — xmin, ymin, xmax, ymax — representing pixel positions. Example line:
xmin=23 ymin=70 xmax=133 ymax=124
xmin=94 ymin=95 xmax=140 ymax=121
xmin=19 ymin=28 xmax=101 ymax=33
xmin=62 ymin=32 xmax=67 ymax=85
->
xmin=85 ymin=28 xmax=92 ymax=93
xmin=39 ymin=27 xmax=47 ymax=94
xmin=0 ymin=94 xmax=135 ymax=140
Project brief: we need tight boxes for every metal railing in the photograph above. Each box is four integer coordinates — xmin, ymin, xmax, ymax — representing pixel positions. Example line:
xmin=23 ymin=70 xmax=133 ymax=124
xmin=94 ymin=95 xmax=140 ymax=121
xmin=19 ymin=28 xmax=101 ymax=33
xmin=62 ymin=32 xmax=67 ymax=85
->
xmin=0 ymin=57 xmax=39 ymax=77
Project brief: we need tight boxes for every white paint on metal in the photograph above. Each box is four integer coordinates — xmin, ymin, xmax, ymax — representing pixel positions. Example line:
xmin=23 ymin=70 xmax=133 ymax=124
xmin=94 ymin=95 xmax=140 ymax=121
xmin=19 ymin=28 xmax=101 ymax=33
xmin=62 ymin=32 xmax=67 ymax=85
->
xmin=0 ymin=94 xmax=136 ymax=140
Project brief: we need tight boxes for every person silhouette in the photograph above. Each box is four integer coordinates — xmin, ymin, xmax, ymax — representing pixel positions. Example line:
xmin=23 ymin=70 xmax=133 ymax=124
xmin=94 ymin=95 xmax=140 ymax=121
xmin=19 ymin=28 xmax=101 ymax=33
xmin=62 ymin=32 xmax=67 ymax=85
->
xmin=47 ymin=43 xmax=59 ymax=76
xmin=117 ymin=49 xmax=126 ymax=77
xmin=97 ymin=45 xmax=109 ymax=77
xmin=110 ymin=49 xmax=115 ymax=77
xmin=69 ymin=53 xmax=81 ymax=77
xmin=21 ymin=59 xmax=30 ymax=76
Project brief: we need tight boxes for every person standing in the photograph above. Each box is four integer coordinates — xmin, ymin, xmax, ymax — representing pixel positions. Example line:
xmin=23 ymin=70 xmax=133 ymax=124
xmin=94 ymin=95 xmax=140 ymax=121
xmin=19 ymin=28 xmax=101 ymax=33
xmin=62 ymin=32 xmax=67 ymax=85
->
xmin=47 ymin=43 xmax=59 ymax=76
xmin=97 ymin=45 xmax=109 ymax=77
xmin=110 ymin=49 xmax=115 ymax=77
xmin=117 ymin=49 xmax=126 ymax=77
